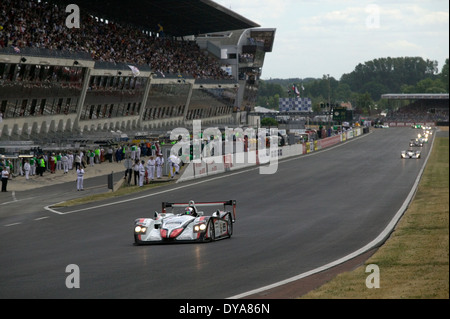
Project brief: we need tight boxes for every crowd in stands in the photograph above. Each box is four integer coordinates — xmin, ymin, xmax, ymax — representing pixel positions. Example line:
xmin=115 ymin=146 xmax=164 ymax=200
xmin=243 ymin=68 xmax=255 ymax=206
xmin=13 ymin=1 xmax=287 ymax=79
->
xmin=0 ymin=0 xmax=233 ymax=80
xmin=384 ymin=100 xmax=449 ymax=122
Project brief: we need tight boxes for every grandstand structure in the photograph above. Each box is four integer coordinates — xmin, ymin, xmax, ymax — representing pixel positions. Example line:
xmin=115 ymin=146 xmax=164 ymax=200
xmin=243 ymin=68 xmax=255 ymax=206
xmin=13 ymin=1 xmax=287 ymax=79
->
xmin=381 ymin=93 xmax=449 ymax=126
xmin=0 ymin=0 xmax=276 ymax=145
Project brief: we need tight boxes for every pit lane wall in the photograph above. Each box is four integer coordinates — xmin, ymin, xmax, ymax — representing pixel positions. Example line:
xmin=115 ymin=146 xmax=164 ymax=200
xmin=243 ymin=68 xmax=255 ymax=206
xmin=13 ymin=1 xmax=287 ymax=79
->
xmin=387 ymin=121 xmax=436 ymax=127
xmin=178 ymin=127 xmax=365 ymax=182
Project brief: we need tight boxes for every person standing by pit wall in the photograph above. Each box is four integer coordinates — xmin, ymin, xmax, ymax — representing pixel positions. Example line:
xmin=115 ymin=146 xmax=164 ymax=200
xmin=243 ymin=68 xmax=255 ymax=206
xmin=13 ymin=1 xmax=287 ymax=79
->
xmin=1 ymin=165 xmax=10 ymax=192
xmin=62 ymin=153 xmax=69 ymax=174
xmin=139 ymin=160 xmax=145 ymax=187
xmin=147 ymin=155 xmax=156 ymax=181
xmin=23 ymin=160 xmax=31 ymax=180
xmin=156 ymin=153 xmax=164 ymax=179
xmin=76 ymin=166 xmax=85 ymax=191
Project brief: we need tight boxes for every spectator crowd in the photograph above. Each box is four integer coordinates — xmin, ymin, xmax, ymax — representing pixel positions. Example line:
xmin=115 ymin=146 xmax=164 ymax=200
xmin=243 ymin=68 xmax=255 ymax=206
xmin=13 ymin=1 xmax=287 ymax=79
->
xmin=0 ymin=140 xmax=180 ymax=192
xmin=0 ymin=0 xmax=233 ymax=80
xmin=384 ymin=100 xmax=449 ymax=123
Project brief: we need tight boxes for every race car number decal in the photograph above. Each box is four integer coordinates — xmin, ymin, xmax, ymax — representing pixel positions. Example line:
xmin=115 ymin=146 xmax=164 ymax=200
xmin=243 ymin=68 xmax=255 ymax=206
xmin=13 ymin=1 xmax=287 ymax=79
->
xmin=215 ymin=221 xmax=227 ymax=235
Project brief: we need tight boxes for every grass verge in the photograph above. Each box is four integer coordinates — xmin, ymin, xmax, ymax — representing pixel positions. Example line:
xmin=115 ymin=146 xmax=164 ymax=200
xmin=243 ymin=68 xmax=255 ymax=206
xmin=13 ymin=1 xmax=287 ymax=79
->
xmin=52 ymin=181 xmax=173 ymax=207
xmin=300 ymin=135 xmax=449 ymax=299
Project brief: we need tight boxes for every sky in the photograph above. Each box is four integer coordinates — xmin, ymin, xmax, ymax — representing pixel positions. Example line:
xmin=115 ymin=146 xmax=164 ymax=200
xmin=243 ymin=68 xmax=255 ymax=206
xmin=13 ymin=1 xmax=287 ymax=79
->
xmin=214 ymin=0 xmax=449 ymax=80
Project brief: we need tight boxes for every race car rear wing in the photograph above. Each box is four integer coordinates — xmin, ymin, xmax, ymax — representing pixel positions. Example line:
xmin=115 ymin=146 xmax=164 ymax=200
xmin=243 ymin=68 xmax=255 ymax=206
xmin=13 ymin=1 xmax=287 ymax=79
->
xmin=162 ymin=200 xmax=236 ymax=221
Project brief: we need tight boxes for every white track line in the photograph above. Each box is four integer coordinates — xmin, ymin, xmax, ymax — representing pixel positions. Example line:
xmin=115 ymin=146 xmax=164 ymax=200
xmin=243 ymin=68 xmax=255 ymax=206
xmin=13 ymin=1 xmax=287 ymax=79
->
xmin=44 ymin=168 xmax=258 ymax=215
xmin=44 ymin=134 xmax=367 ymax=215
xmin=45 ymin=131 xmax=415 ymax=299
xmin=227 ymin=133 xmax=435 ymax=299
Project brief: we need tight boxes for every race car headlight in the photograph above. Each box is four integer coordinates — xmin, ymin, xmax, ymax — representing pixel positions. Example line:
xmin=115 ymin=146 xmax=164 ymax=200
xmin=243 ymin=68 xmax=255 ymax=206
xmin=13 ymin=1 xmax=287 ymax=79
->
xmin=134 ymin=226 xmax=147 ymax=233
xmin=194 ymin=223 xmax=207 ymax=233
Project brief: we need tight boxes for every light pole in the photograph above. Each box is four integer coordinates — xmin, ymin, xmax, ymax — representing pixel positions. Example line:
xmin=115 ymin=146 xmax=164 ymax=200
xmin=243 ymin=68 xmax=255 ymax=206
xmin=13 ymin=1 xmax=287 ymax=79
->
xmin=327 ymin=74 xmax=331 ymax=128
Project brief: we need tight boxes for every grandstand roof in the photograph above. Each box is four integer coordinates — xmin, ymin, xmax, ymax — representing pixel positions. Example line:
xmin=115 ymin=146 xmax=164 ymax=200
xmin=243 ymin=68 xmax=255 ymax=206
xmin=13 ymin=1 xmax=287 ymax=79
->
xmin=382 ymin=93 xmax=449 ymax=100
xmin=50 ymin=0 xmax=260 ymax=37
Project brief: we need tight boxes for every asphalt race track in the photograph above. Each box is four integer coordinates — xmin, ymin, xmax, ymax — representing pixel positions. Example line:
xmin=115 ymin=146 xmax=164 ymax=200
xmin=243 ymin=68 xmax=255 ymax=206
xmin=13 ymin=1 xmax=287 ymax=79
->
xmin=0 ymin=128 xmax=435 ymax=299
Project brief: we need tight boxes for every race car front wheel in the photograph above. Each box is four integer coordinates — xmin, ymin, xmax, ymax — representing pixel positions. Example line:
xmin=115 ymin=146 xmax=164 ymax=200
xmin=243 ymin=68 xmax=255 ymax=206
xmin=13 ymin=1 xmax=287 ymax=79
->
xmin=207 ymin=219 xmax=215 ymax=241
xmin=226 ymin=213 xmax=233 ymax=238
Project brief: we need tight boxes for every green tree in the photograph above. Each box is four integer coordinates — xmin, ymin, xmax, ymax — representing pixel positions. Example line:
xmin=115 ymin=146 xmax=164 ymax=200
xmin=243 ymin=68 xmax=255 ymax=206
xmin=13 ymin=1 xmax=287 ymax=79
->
xmin=415 ymin=78 xmax=446 ymax=93
xmin=340 ymin=57 xmax=439 ymax=96
xmin=335 ymin=83 xmax=352 ymax=102
xmin=361 ymin=81 xmax=389 ymax=100
xmin=259 ymin=56 xmax=448 ymax=112
xmin=401 ymin=84 xmax=416 ymax=94
xmin=258 ymin=80 xmax=286 ymax=97
xmin=261 ymin=117 xmax=278 ymax=127
xmin=257 ymin=80 xmax=287 ymax=109
xmin=440 ymin=58 xmax=449 ymax=92
xmin=354 ymin=92 xmax=374 ymax=116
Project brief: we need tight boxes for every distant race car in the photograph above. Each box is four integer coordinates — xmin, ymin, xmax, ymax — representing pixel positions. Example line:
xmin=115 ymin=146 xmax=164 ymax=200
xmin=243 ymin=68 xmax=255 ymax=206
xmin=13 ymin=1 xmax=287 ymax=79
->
xmin=409 ymin=139 xmax=423 ymax=147
xmin=417 ymin=133 xmax=429 ymax=143
xmin=401 ymin=149 xmax=421 ymax=159
xmin=134 ymin=200 xmax=236 ymax=245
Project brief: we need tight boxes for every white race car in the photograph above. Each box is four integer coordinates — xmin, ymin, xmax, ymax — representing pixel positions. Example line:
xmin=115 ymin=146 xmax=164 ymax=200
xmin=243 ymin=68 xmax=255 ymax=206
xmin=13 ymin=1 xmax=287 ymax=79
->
xmin=409 ymin=139 xmax=423 ymax=147
xmin=417 ymin=132 xmax=430 ymax=143
xmin=134 ymin=200 xmax=236 ymax=245
xmin=401 ymin=149 xmax=421 ymax=159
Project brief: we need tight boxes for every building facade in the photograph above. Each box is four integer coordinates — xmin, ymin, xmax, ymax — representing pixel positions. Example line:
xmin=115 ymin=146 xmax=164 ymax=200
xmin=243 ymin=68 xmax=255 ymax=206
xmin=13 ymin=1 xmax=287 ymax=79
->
xmin=0 ymin=28 xmax=275 ymax=144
